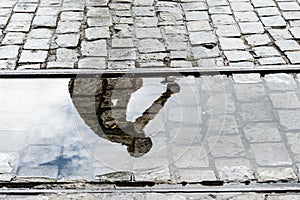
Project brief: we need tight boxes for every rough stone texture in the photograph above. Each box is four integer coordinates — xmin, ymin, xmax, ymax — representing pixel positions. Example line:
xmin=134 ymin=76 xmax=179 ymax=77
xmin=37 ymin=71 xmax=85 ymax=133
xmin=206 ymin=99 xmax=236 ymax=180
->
xmin=256 ymin=167 xmax=297 ymax=182
xmin=0 ymin=0 xmax=299 ymax=69
xmin=251 ymin=143 xmax=293 ymax=166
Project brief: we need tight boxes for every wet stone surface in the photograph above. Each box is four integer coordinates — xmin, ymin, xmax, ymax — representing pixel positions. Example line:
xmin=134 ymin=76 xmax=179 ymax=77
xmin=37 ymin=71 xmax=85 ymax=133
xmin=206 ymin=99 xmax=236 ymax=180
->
xmin=0 ymin=73 xmax=299 ymax=185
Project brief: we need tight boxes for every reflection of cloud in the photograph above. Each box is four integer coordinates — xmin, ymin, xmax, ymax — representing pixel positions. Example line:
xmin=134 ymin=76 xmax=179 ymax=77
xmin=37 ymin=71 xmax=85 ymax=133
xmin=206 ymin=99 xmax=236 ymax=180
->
xmin=126 ymin=78 xmax=166 ymax=122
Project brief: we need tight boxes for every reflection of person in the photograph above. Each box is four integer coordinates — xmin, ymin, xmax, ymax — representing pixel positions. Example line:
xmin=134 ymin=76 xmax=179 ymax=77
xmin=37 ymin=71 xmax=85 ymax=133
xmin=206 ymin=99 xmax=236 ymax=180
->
xmin=69 ymin=77 xmax=180 ymax=157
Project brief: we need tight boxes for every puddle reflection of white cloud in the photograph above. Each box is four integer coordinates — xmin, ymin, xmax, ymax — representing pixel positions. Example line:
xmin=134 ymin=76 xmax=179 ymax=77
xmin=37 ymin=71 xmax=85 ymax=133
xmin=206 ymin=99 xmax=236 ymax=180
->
xmin=126 ymin=78 xmax=166 ymax=122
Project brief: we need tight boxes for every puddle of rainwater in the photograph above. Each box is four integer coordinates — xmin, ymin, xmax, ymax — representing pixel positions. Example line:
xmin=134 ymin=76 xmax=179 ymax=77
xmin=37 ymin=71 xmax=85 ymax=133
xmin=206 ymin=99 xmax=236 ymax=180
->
xmin=0 ymin=75 xmax=298 ymax=182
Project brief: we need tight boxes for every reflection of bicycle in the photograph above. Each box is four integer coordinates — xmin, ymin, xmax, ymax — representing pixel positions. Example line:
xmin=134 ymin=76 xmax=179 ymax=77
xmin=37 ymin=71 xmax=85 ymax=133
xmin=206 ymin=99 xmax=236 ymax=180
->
xmin=69 ymin=78 xmax=180 ymax=157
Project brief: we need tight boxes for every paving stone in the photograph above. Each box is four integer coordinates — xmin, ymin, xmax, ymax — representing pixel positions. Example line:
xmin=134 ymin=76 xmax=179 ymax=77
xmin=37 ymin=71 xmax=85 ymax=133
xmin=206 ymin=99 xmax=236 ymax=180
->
xmin=243 ymin=123 xmax=281 ymax=143
xmin=132 ymin=7 xmax=155 ymax=17
xmin=138 ymin=39 xmax=165 ymax=53
xmin=253 ymin=46 xmax=281 ymax=57
xmin=10 ymin=13 xmax=33 ymax=22
xmin=207 ymin=135 xmax=245 ymax=157
xmin=108 ymin=49 xmax=136 ymax=61
xmin=257 ymin=7 xmax=281 ymax=16
xmin=62 ymin=2 xmax=85 ymax=11
xmin=5 ymin=21 xmax=31 ymax=32
xmin=60 ymin=11 xmax=84 ymax=21
xmin=268 ymin=194 xmax=300 ymax=200
xmin=252 ymin=0 xmax=276 ymax=8
xmin=19 ymin=50 xmax=48 ymax=63
xmin=78 ymin=58 xmax=106 ymax=69
xmin=135 ymin=17 xmax=158 ymax=27
xmin=189 ymin=31 xmax=216 ymax=45
xmin=231 ymin=2 xmax=254 ymax=11
xmin=170 ymin=51 xmax=187 ymax=59
xmin=163 ymin=25 xmax=186 ymax=35
xmin=176 ymin=169 xmax=216 ymax=182
xmin=20 ymin=145 xmax=61 ymax=166
xmin=186 ymin=20 xmax=212 ymax=32
xmin=2 ymin=32 xmax=26 ymax=44
xmin=56 ymin=21 xmax=81 ymax=33
xmin=211 ymin=14 xmax=236 ymax=25
xmin=278 ymin=110 xmax=300 ymax=130
xmin=209 ymin=6 xmax=232 ymax=14
xmin=81 ymin=40 xmax=107 ymax=56
xmin=134 ymin=165 xmax=170 ymax=182
xmin=216 ymin=24 xmax=240 ymax=37
xmin=219 ymin=38 xmax=247 ymax=50
xmin=56 ymin=48 xmax=79 ymax=62
xmin=85 ymin=27 xmax=110 ymax=40
xmin=185 ymin=11 xmax=209 ymax=21
xmin=268 ymin=28 xmax=293 ymax=40
xmin=28 ymin=28 xmax=54 ymax=39
xmin=239 ymin=22 xmax=264 ymax=34
xmin=206 ymin=115 xmax=239 ymax=135
xmin=251 ymin=143 xmax=293 ymax=166
xmin=259 ymin=57 xmax=286 ymax=65
xmin=133 ymin=0 xmax=153 ymax=6
xmin=32 ymin=15 xmax=58 ymax=28
xmin=264 ymin=74 xmax=297 ymax=91
xmin=87 ymin=7 xmax=110 ymax=17
xmin=112 ymin=38 xmax=134 ymax=48
xmin=171 ymin=146 xmax=209 ymax=168
xmin=232 ymin=73 xmax=262 ymax=83
xmin=238 ymin=102 xmax=274 ymax=122
xmin=47 ymin=61 xmax=74 ymax=69
xmin=285 ymin=51 xmax=300 ymax=64
xmin=55 ymin=34 xmax=80 ymax=47
xmin=192 ymin=45 xmax=220 ymax=59
xmin=224 ymin=51 xmax=253 ymax=62
xmin=0 ymin=45 xmax=20 ymax=59
xmin=278 ymin=2 xmax=300 ymax=11
xmin=261 ymin=16 xmax=287 ymax=27
xmin=215 ymin=158 xmax=254 ymax=182
xmin=282 ymin=11 xmax=300 ymax=20
xmin=170 ymin=60 xmax=193 ymax=67
xmin=290 ymin=20 xmax=300 ymax=27
xmin=36 ymin=7 xmax=60 ymax=16
xmin=229 ymin=62 xmax=254 ymax=67
xmin=245 ymin=34 xmax=271 ymax=46
xmin=0 ymin=8 xmax=12 ymax=16
xmin=256 ymin=167 xmax=297 ymax=182
xmin=0 ymin=16 xmax=9 ymax=28
xmin=13 ymin=3 xmax=38 ymax=12
xmin=139 ymin=52 xmax=167 ymax=60
xmin=270 ymin=92 xmax=300 ymax=108
xmin=234 ymin=84 xmax=267 ymax=102
xmin=108 ymin=61 xmax=135 ymax=69
xmin=168 ymin=106 xmax=202 ymax=124
xmin=235 ymin=11 xmax=259 ymax=22
xmin=275 ymin=40 xmax=300 ymax=51
xmin=17 ymin=64 xmax=41 ymax=70
xmin=0 ymin=60 xmax=16 ymax=69
xmin=24 ymin=38 xmax=50 ymax=50
xmin=182 ymin=2 xmax=208 ymax=11
xmin=286 ymin=132 xmax=300 ymax=154
xmin=136 ymin=27 xmax=162 ymax=39
xmin=0 ymin=152 xmax=18 ymax=173
xmin=87 ymin=17 xmax=112 ymax=27
xmin=17 ymin=166 xmax=58 ymax=180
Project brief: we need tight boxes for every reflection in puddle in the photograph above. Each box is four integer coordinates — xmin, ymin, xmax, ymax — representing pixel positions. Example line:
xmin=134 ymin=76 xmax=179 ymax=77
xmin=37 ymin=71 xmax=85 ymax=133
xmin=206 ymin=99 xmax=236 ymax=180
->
xmin=2 ymin=74 xmax=298 ymax=183
xmin=69 ymin=77 xmax=180 ymax=157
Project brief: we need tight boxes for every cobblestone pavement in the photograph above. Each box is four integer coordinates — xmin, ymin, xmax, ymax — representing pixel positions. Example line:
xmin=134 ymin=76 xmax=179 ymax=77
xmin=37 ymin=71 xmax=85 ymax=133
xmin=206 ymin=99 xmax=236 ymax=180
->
xmin=0 ymin=73 xmax=300 ymax=186
xmin=0 ymin=0 xmax=300 ymax=70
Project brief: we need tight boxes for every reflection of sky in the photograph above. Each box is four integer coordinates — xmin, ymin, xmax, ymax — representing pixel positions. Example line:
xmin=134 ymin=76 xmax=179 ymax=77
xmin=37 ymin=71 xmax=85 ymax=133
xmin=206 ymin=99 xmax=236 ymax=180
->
xmin=0 ymin=77 xmax=203 ymax=177
xmin=126 ymin=78 xmax=166 ymax=122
